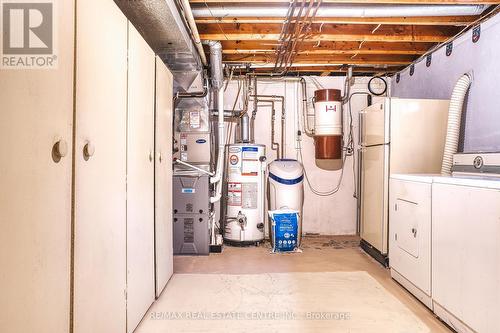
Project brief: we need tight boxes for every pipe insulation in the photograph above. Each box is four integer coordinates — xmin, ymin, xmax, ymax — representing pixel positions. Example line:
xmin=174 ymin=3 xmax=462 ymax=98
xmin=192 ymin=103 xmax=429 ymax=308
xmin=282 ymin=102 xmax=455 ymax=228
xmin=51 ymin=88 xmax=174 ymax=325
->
xmin=192 ymin=4 xmax=488 ymax=18
xmin=441 ymin=73 xmax=472 ymax=176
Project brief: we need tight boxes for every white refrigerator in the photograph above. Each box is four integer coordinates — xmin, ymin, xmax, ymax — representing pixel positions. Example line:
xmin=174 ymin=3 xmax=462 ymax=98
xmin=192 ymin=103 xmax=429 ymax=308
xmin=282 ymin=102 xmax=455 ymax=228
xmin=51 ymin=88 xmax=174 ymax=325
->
xmin=359 ymin=98 xmax=450 ymax=264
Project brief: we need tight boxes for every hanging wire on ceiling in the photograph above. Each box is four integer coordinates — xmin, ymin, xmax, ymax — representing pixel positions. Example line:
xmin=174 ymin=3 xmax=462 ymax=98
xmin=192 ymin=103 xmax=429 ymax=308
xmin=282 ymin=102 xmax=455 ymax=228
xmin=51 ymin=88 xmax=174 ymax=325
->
xmin=202 ymin=0 xmax=231 ymax=46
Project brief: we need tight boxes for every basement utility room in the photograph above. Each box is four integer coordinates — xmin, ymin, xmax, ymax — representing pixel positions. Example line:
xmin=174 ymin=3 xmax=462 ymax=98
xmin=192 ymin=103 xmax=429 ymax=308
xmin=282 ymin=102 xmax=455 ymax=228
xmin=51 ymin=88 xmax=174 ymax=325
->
xmin=1 ymin=1 xmax=500 ymax=333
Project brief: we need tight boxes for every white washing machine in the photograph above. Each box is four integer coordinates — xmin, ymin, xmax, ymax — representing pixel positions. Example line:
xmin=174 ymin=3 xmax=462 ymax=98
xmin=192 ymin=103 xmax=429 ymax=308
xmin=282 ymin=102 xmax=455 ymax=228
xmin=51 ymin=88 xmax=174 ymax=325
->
xmin=389 ymin=154 xmax=500 ymax=333
xmin=389 ymin=174 xmax=441 ymax=309
xmin=432 ymin=174 xmax=500 ymax=333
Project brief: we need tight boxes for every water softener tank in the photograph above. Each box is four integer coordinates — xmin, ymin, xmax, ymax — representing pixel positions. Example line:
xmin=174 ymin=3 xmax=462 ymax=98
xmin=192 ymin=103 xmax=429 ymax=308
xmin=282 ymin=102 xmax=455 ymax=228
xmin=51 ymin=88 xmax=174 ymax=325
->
xmin=313 ymin=89 xmax=343 ymax=160
xmin=224 ymin=144 xmax=266 ymax=245
xmin=268 ymin=159 xmax=304 ymax=245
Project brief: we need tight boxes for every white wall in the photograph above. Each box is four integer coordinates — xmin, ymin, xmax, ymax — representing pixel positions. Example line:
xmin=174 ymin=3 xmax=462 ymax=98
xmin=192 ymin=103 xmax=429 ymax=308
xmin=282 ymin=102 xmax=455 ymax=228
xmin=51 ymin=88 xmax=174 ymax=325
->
xmin=223 ymin=76 xmax=378 ymax=235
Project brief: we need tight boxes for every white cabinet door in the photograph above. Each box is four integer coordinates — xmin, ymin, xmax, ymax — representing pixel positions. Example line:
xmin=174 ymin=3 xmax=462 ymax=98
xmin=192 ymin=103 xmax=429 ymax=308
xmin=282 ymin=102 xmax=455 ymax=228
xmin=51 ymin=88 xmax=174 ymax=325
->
xmin=154 ymin=57 xmax=174 ymax=297
xmin=360 ymin=145 xmax=389 ymax=254
xmin=432 ymin=183 xmax=500 ymax=333
xmin=389 ymin=179 xmax=432 ymax=295
xmin=126 ymin=23 xmax=156 ymax=332
xmin=0 ymin=1 xmax=74 ymax=332
xmin=73 ymin=0 xmax=128 ymax=332
xmin=393 ymin=200 xmax=420 ymax=258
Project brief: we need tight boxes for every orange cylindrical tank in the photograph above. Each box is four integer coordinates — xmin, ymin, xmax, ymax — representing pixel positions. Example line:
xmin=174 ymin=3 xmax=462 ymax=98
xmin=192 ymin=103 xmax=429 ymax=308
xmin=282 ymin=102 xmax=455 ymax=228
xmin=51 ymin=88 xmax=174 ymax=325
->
xmin=313 ymin=89 xmax=342 ymax=160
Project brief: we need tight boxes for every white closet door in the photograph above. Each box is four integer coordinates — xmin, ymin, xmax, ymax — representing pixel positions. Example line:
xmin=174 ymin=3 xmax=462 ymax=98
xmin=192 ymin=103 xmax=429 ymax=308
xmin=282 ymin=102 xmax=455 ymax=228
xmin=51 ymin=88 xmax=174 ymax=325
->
xmin=0 ymin=1 xmax=74 ymax=332
xmin=126 ymin=23 xmax=156 ymax=332
xmin=154 ymin=57 xmax=174 ymax=297
xmin=73 ymin=0 xmax=128 ymax=332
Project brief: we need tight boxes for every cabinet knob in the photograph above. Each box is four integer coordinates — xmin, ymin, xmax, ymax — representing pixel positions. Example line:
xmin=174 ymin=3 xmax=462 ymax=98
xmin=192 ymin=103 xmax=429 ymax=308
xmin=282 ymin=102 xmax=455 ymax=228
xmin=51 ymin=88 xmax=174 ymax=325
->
xmin=53 ymin=140 xmax=68 ymax=158
xmin=149 ymin=150 xmax=153 ymax=162
xmin=83 ymin=142 xmax=95 ymax=158
xmin=159 ymin=152 xmax=162 ymax=163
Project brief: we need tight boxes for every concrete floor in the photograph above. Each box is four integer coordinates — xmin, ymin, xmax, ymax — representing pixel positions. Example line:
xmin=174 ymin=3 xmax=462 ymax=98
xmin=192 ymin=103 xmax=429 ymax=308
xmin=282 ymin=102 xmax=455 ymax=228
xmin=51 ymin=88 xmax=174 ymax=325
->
xmin=173 ymin=236 xmax=452 ymax=332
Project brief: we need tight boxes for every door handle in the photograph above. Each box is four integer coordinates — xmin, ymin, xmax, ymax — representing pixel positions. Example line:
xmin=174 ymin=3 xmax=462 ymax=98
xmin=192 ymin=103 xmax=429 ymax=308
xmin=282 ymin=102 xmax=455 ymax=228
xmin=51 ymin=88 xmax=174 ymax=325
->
xmin=83 ymin=142 xmax=95 ymax=159
xmin=53 ymin=139 xmax=68 ymax=158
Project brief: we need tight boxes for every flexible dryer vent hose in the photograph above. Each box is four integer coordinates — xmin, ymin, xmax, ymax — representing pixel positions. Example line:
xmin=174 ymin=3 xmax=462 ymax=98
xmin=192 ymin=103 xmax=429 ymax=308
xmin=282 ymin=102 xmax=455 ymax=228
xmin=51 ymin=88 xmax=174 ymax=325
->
xmin=441 ymin=73 xmax=472 ymax=176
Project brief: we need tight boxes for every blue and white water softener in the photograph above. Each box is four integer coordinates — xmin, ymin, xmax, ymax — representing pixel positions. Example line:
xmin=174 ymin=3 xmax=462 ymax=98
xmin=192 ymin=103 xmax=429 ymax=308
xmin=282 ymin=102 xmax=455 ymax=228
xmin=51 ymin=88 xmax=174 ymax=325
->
xmin=268 ymin=159 xmax=305 ymax=246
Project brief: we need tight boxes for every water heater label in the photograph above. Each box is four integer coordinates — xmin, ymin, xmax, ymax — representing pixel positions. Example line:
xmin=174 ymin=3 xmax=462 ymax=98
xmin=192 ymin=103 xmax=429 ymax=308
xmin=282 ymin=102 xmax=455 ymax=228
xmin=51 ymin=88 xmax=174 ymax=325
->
xmin=242 ymin=182 xmax=258 ymax=209
xmin=227 ymin=182 xmax=242 ymax=206
xmin=181 ymin=188 xmax=195 ymax=194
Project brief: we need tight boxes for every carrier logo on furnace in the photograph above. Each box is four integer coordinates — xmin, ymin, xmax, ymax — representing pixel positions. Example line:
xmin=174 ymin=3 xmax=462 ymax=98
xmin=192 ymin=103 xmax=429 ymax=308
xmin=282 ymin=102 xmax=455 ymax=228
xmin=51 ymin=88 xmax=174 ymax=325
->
xmin=1 ymin=0 xmax=57 ymax=69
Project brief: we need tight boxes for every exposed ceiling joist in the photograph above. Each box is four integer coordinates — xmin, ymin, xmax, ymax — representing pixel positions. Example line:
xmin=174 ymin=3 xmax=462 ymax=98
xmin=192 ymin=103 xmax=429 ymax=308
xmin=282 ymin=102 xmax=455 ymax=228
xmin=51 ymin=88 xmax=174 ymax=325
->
xmin=223 ymin=53 xmax=416 ymax=65
xmin=190 ymin=0 xmax=499 ymax=3
xmin=189 ymin=0 xmax=498 ymax=74
xmin=251 ymin=65 xmax=403 ymax=73
xmin=215 ymin=41 xmax=435 ymax=55
xmin=197 ymin=23 xmax=460 ymax=42
xmin=195 ymin=15 xmax=477 ymax=26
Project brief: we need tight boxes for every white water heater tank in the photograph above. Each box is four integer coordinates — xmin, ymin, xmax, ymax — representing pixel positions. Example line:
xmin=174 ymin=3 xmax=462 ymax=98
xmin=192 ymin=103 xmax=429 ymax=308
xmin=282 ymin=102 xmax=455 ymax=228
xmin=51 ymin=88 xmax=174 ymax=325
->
xmin=224 ymin=144 xmax=266 ymax=244
xmin=268 ymin=159 xmax=304 ymax=245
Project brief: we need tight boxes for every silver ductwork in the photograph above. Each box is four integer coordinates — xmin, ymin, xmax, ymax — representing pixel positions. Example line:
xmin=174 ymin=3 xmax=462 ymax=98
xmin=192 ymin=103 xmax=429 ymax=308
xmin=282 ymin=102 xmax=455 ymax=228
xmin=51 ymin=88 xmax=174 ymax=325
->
xmin=240 ymin=114 xmax=250 ymax=143
xmin=192 ymin=4 xmax=488 ymax=18
xmin=208 ymin=41 xmax=223 ymax=90
xmin=209 ymin=41 xmax=225 ymax=207
xmin=115 ymin=0 xmax=205 ymax=93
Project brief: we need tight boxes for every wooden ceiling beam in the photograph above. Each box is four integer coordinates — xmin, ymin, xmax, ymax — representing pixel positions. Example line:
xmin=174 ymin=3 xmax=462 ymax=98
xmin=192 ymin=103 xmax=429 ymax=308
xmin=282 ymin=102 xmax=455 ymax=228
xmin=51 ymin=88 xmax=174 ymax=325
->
xmin=216 ymin=40 xmax=434 ymax=53
xmin=250 ymin=65 xmax=403 ymax=73
xmin=214 ymin=41 xmax=435 ymax=55
xmin=223 ymin=53 xmax=416 ymax=65
xmin=222 ymin=49 xmax=426 ymax=55
xmin=190 ymin=0 xmax=499 ymax=3
xmin=197 ymin=23 xmax=459 ymax=42
xmin=195 ymin=15 xmax=478 ymax=26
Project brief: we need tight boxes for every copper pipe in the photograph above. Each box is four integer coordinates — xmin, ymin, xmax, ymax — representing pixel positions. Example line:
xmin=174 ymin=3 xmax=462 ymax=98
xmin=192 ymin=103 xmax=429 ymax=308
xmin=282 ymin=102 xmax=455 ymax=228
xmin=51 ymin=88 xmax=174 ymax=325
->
xmin=275 ymin=0 xmax=305 ymax=72
xmin=283 ymin=0 xmax=315 ymax=70
xmin=249 ymin=94 xmax=286 ymax=159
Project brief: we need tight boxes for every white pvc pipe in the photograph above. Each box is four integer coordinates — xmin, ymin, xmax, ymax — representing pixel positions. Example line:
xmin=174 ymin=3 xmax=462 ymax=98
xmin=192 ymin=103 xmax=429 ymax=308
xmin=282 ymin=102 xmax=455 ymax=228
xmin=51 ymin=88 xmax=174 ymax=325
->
xmin=441 ymin=73 xmax=472 ymax=176
xmin=180 ymin=0 xmax=207 ymax=66
xmin=210 ymin=90 xmax=225 ymax=188
xmin=174 ymin=159 xmax=215 ymax=177
xmin=192 ymin=4 xmax=487 ymax=18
